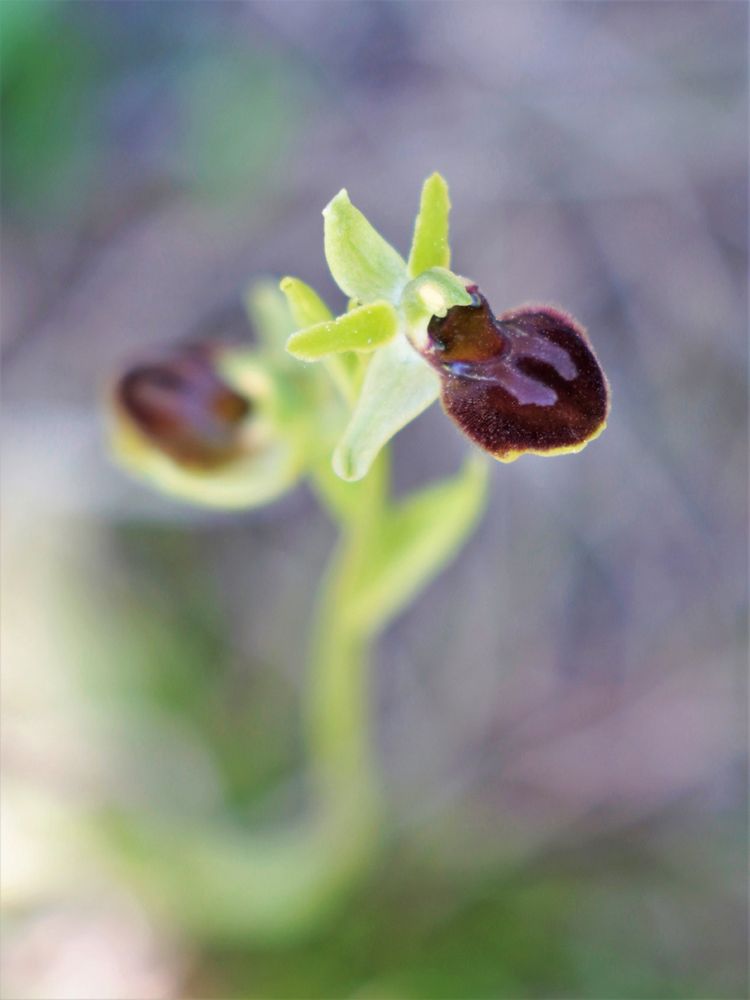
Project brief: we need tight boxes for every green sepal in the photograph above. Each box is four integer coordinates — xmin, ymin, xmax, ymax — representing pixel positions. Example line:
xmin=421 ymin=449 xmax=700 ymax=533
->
xmin=109 ymin=409 xmax=303 ymax=510
xmin=286 ymin=301 xmax=399 ymax=361
xmin=279 ymin=276 xmax=333 ymax=327
xmin=244 ymin=280 xmax=296 ymax=355
xmin=332 ymin=335 xmax=440 ymax=482
xmin=323 ymin=189 xmax=408 ymax=304
xmin=349 ymin=455 xmax=488 ymax=634
xmin=408 ymin=172 xmax=451 ymax=277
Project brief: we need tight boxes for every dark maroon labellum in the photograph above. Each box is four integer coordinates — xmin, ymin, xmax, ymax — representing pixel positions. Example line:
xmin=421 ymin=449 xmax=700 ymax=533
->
xmin=423 ymin=289 xmax=609 ymax=461
xmin=116 ymin=345 xmax=251 ymax=469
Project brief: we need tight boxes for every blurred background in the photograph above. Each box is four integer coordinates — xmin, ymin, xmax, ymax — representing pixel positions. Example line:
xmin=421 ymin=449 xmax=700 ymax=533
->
xmin=1 ymin=2 xmax=747 ymax=998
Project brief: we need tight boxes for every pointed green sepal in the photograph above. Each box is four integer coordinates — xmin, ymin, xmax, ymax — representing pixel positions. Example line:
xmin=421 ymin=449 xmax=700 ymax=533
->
xmin=323 ymin=189 xmax=408 ymax=304
xmin=332 ymin=336 xmax=440 ymax=481
xmin=244 ymin=281 xmax=296 ymax=354
xmin=280 ymin=276 xmax=333 ymax=327
xmin=408 ymin=172 xmax=451 ymax=277
xmin=286 ymin=301 xmax=399 ymax=362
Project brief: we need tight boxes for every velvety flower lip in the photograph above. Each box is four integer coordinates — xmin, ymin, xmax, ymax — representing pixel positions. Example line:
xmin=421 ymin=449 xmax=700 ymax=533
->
xmin=422 ymin=288 xmax=610 ymax=462
xmin=116 ymin=344 xmax=251 ymax=470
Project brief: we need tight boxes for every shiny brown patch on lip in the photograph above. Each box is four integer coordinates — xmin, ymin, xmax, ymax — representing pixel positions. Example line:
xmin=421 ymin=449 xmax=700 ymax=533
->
xmin=116 ymin=345 xmax=251 ymax=470
xmin=424 ymin=290 xmax=609 ymax=461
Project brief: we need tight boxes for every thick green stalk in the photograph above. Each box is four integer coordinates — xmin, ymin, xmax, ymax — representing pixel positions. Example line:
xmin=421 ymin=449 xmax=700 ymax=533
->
xmin=101 ymin=454 xmax=392 ymax=943
xmin=99 ymin=429 xmax=488 ymax=945
xmin=307 ymin=450 xmax=388 ymax=814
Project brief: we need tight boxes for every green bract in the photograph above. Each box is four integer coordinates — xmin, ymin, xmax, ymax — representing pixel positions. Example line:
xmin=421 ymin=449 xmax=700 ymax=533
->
xmin=332 ymin=336 xmax=440 ymax=482
xmin=284 ymin=171 xmax=474 ymax=481
xmin=347 ymin=454 xmax=488 ymax=635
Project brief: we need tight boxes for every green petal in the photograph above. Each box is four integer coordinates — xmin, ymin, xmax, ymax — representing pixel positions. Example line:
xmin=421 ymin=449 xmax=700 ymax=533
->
xmin=279 ymin=276 xmax=333 ymax=327
xmin=408 ymin=172 xmax=451 ymax=277
xmin=323 ymin=189 xmax=408 ymax=304
xmin=349 ymin=455 xmax=488 ymax=634
xmin=286 ymin=301 xmax=399 ymax=361
xmin=332 ymin=336 xmax=440 ymax=481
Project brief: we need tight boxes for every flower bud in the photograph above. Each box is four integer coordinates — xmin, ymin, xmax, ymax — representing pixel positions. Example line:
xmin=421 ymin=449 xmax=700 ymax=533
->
xmin=115 ymin=345 xmax=252 ymax=471
xmin=108 ymin=343 xmax=303 ymax=508
xmin=417 ymin=287 xmax=609 ymax=461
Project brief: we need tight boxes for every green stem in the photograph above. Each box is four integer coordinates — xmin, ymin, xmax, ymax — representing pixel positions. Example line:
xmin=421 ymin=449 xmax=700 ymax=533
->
xmin=102 ymin=453 xmax=392 ymax=944
xmin=99 ymin=443 xmax=489 ymax=944
xmin=307 ymin=449 xmax=388 ymax=815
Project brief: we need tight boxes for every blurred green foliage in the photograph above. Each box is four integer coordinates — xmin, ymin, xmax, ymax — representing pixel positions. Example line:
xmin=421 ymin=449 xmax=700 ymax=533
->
xmin=69 ymin=520 xmax=303 ymax=814
xmin=1 ymin=1 xmax=99 ymax=217
xmin=177 ymin=47 xmax=297 ymax=196
xmin=190 ymin=839 xmax=742 ymax=999
xmin=1 ymin=1 xmax=306 ymax=220
xmin=50 ymin=513 xmax=743 ymax=999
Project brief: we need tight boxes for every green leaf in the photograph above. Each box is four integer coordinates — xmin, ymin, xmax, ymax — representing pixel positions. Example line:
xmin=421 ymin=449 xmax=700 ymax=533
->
xmin=286 ymin=301 xmax=399 ymax=361
xmin=350 ymin=455 xmax=489 ymax=634
xmin=332 ymin=336 xmax=440 ymax=482
xmin=244 ymin=281 xmax=296 ymax=354
xmin=323 ymin=189 xmax=408 ymax=304
xmin=280 ymin=276 xmax=333 ymax=327
xmin=408 ymin=172 xmax=451 ymax=277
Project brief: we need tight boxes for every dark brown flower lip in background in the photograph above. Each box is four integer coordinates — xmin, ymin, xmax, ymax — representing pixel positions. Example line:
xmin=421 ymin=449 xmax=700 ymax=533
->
xmin=115 ymin=343 xmax=252 ymax=470
xmin=423 ymin=287 xmax=609 ymax=462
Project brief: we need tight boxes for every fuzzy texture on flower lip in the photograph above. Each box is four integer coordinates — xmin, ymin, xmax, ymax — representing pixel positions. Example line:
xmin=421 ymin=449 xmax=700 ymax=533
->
xmin=422 ymin=288 xmax=609 ymax=461
xmin=116 ymin=344 xmax=252 ymax=470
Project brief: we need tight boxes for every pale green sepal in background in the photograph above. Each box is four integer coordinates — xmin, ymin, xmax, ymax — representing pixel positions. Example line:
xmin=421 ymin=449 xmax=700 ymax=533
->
xmin=323 ymin=189 xmax=408 ymax=304
xmin=407 ymin=172 xmax=451 ymax=277
xmin=349 ymin=455 xmax=489 ymax=635
xmin=286 ymin=301 xmax=399 ymax=361
xmin=244 ymin=280 xmax=297 ymax=354
xmin=280 ymin=276 xmax=333 ymax=327
xmin=110 ymin=413 xmax=302 ymax=510
xmin=332 ymin=335 xmax=440 ymax=482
